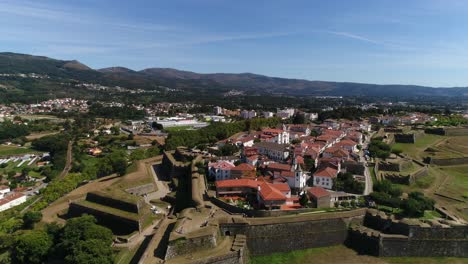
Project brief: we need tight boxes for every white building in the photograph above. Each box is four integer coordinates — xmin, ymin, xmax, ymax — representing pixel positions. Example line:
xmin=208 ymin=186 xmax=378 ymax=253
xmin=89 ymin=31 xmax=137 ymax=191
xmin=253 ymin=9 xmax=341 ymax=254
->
xmin=263 ymin=111 xmax=274 ymax=118
xmin=254 ymin=142 xmax=289 ymax=161
xmin=0 ymin=185 xmax=10 ymax=197
xmin=214 ymin=106 xmax=223 ymax=115
xmin=241 ymin=110 xmax=257 ymax=119
xmin=208 ymin=161 xmax=235 ymax=181
xmin=277 ymin=108 xmax=295 ymax=119
xmin=0 ymin=193 xmax=27 ymax=212
xmin=313 ymin=166 xmax=339 ymax=190
xmin=304 ymin=112 xmax=319 ymax=121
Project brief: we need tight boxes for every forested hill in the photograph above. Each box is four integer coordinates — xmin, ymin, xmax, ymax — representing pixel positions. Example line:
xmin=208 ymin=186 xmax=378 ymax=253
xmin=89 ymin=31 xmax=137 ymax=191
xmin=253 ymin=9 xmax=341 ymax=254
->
xmin=0 ymin=52 xmax=468 ymax=102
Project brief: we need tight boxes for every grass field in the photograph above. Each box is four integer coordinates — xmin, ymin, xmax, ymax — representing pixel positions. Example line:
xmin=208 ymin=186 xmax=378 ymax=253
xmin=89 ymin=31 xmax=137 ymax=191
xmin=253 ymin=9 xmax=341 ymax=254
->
xmin=164 ymin=125 xmax=192 ymax=132
xmin=424 ymin=136 xmax=468 ymax=159
xmin=248 ymin=245 xmax=468 ymax=264
xmin=0 ymin=145 xmax=41 ymax=157
xmin=392 ymin=134 xmax=444 ymax=160
xmin=437 ymin=165 xmax=468 ymax=199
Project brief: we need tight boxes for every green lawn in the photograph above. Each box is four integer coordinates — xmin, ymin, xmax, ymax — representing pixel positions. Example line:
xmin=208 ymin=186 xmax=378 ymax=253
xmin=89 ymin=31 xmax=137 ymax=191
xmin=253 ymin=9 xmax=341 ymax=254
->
xmin=420 ymin=210 xmax=442 ymax=220
xmin=0 ymin=145 xmax=41 ymax=157
xmin=392 ymin=134 xmax=444 ymax=160
xmin=164 ymin=125 xmax=192 ymax=132
xmin=437 ymin=165 xmax=468 ymax=199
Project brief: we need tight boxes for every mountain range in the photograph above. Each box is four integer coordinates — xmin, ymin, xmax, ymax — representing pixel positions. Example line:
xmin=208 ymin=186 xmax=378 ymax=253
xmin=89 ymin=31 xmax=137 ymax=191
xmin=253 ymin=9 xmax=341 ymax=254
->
xmin=1 ymin=52 xmax=468 ymax=98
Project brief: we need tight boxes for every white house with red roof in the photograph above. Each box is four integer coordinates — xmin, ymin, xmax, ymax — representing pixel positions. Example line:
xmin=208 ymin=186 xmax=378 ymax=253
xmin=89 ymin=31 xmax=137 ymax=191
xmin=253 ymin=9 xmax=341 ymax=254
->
xmin=336 ymin=139 xmax=359 ymax=152
xmin=208 ymin=160 xmax=235 ymax=181
xmin=0 ymin=192 xmax=26 ymax=212
xmin=313 ymin=166 xmax=339 ymax=189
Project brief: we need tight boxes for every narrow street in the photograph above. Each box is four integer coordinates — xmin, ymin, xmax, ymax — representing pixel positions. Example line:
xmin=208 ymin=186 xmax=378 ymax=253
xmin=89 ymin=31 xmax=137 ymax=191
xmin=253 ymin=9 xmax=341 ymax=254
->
xmin=362 ymin=132 xmax=374 ymax=195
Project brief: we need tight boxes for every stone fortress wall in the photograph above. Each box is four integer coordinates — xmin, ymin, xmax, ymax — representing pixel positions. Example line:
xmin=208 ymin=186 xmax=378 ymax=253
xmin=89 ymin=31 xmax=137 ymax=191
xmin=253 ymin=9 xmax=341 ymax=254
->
xmin=347 ymin=209 xmax=468 ymax=257
xmin=219 ymin=209 xmax=367 ymax=256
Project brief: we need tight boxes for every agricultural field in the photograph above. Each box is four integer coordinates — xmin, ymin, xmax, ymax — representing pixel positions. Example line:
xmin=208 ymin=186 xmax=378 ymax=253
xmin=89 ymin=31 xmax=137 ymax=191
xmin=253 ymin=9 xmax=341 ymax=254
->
xmin=248 ymin=245 xmax=468 ymax=264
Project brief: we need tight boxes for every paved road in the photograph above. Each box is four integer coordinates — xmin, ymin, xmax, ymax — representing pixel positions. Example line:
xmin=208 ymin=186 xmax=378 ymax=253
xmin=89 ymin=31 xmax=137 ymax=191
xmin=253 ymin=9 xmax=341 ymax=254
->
xmin=361 ymin=132 xmax=374 ymax=195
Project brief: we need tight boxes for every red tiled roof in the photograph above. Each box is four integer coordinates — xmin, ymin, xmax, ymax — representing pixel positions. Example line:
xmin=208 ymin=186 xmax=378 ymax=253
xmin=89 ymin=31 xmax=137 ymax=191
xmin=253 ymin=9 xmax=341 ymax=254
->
xmin=307 ymin=186 xmax=330 ymax=198
xmin=267 ymin=163 xmax=291 ymax=171
xmin=280 ymin=204 xmax=302 ymax=210
xmin=272 ymin=183 xmax=290 ymax=193
xmin=208 ymin=161 xmax=235 ymax=170
xmin=282 ymin=171 xmax=296 ymax=177
xmin=0 ymin=192 xmax=25 ymax=206
xmin=296 ymin=156 xmax=304 ymax=164
xmin=313 ymin=166 xmax=338 ymax=178
xmin=259 ymin=182 xmax=286 ymax=201
xmin=338 ymin=139 xmax=357 ymax=146
xmin=215 ymin=179 xmax=258 ymax=189
xmin=231 ymin=163 xmax=255 ymax=171
xmin=0 ymin=185 xmax=9 ymax=191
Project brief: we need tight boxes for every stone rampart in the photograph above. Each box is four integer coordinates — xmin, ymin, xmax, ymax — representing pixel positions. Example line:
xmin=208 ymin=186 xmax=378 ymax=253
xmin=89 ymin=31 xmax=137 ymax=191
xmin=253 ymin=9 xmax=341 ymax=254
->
xmin=161 ymin=151 xmax=191 ymax=180
xmin=377 ymin=161 xmax=401 ymax=172
xmin=68 ymin=202 xmax=141 ymax=234
xmin=384 ymin=128 xmax=404 ymax=133
xmin=219 ymin=209 xmax=366 ymax=256
xmin=349 ymin=209 xmax=468 ymax=258
xmin=428 ymin=157 xmax=468 ymax=166
xmin=394 ymin=133 xmax=416 ymax=143
xmin=425 ymin=127 xmax=468 ymax=136
xmin=126 ymin=183 xmax=156 ymax=196
xmin=86 ymin=192 xmax=142 ymax=213
xmin=165 ymin=227 xmax=219 ymax=260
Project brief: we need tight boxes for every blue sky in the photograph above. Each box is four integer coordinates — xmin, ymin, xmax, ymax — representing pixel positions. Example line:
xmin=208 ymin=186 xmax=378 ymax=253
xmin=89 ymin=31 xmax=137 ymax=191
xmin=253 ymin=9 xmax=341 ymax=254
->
xmin=1 ymin=0 xmax=468 ymax=87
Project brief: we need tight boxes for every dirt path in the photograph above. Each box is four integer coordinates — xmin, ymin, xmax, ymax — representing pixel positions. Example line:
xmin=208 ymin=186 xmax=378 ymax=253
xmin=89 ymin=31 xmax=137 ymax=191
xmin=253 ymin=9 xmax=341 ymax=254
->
xmin=57 ymin=140 xmax=73 ymax=180
xmin=25 ymin=131 xmax=59 ymax=140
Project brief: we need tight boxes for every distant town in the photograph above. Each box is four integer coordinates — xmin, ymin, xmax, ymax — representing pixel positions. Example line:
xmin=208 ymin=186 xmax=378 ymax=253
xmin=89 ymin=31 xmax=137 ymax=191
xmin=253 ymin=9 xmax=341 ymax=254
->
xmin=1 ymin=92 xmax=467 ymax=264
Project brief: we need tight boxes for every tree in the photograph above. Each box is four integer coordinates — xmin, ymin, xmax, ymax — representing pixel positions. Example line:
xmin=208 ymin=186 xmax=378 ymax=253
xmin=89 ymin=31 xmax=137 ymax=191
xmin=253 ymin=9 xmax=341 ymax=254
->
xmin=292 ymin=113 xmax=306 ymax=124
xmin=151 ymin=122 xmax=163 ymax=130
xmin=291 ymin=139 xmax=301 ymax=145
xmin=219 ymin=144 xmax=238 ymax=156
xmin=402 ymin=191 xmax=435 ymax=217
xmin=110 ymin=126 xmax=120 ymax=135
xmin=22 ymin=211 xmax=42 ymax=229
xmin=12 ymin=230 xmax=52 ymax=264
xmin=55 ymin=215 xmax=113 ymax=262
xmin=299 ymin=193 xmax=309 ymax=206
xmin=65 ymin=239 xmax=114 ymax=264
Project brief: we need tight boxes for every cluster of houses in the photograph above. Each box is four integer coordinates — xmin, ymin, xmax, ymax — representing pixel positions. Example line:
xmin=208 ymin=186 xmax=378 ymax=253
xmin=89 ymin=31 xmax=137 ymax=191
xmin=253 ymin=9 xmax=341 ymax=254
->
xmin=370 ymin=113 xmax=437 ymax=126
xmin=209 ymin=119 xmax=371 ymax=210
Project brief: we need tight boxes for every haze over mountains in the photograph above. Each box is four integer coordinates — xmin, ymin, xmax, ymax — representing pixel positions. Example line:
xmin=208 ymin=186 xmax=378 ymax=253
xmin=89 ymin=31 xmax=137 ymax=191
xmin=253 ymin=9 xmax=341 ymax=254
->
xmin=1 ymin=52 xmax=468 ymax=98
